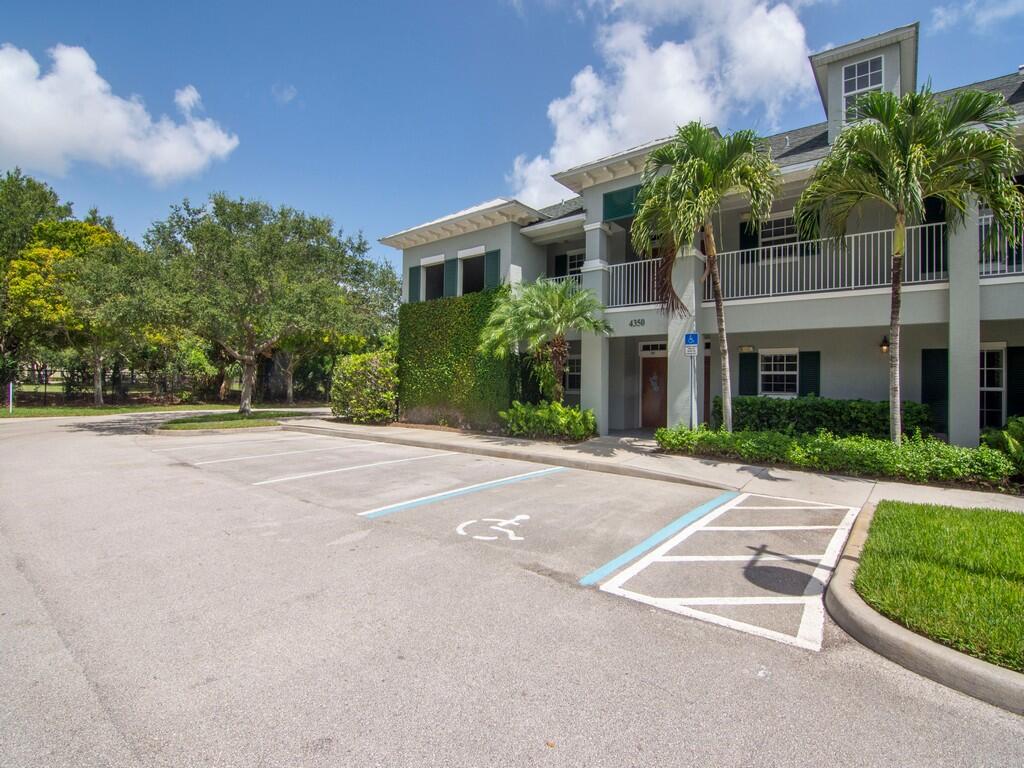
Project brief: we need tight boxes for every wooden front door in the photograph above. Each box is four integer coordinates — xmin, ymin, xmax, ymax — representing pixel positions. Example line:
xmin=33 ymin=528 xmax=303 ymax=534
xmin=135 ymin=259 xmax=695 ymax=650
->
xmin=641 ymin=356 xmax=668 ymax=429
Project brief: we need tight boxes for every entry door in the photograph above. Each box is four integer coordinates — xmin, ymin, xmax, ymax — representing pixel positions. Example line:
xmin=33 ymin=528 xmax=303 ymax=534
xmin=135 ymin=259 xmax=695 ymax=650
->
xmin=641 ymin=356 xmax=668 ymax=429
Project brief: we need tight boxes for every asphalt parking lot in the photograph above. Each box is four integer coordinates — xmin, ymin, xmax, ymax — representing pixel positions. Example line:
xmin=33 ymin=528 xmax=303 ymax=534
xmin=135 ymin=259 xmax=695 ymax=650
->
xmin=2 ymin=415 xmax=1023 ymax=767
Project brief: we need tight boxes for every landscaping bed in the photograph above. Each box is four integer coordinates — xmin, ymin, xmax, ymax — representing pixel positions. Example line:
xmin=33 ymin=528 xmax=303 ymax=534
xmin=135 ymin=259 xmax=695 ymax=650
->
xmin=654 ymin=425 xmax=1017 ymax=489
xmin=854 ymin=501 xmax=1024 ymax=673
xmin=158 ymin=411 xmax=314 ymax=430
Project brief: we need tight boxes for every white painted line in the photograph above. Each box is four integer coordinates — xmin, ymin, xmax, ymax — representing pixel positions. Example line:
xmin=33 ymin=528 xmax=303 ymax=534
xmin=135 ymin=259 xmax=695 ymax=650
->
xmin=252 ymin=452 xmax=457 ymax=486
xmin=795 ymin=505 xmax=860 ymax=649
xmin=701 ymin=525 xmax=840 ymax=532
xmin=194 ymin=443 xmax=381 ymax=466
xmin=739 ymin=492 xmax=852 ymax=508
xmin=672 ymin=596 xmax=814 ymax=606
xmin=600 ymin=493 xmax=750 ymax=593
xmin=657 ymin=554 xmax=826 ymax=563
xmin=731 ymin=506 xmax=849 ymax=511
xmin=152 ymin=435 xmax=315 ymax=452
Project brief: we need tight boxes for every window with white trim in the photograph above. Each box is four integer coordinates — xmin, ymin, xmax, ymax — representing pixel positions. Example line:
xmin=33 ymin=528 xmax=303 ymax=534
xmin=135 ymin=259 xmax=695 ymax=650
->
xmin=980 ymin=345 xmax=1005 ymax=429
xmin=563 ymin=355 xmax=581 ymax=394
xmin=568 ymin=252 xmax=585 ymax=275
xmin=759 ymin=215 xmax=798 ymax=247
xmin=843 ymin=56 xmax=882 ymax=122
xmin=759 ymin=349 xmax=798 ymax=395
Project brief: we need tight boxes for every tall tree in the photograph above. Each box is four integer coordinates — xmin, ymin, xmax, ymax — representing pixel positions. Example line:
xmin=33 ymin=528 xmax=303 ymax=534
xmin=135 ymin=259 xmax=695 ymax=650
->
xmin=0 ymin=169 xmax=72 ymax=383
xmin=7 ymin=220 xmax=138 ymax=404
xmin=479 ymin=279 xmax=611 ymax=404
xmin=147 ymin=194 xmax=358 ymax=414
xmin=795 ymin=88 xmax=1024 ymax=442
xmin=631 ymin=123 xmax=778 ymax=431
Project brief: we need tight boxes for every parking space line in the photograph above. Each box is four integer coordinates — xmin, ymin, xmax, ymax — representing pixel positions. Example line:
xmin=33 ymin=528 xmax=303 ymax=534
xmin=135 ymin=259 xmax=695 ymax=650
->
xmin=733 ymin=505 xmax=848 ymax=511
xmin=795 ymin=505 xmax=860 ymax=646
xmin=658 ymin=554 xmax=826 ymax=563
xmin=701 ymin=525 xmax=840 ymax=531
xmin=152 ymin=436 xmax=315 ymax=452
xmin=358 ymin=467 xmax=567 ymax=519
xmin=578 ymin=491 xmax=742 ymax=587
xmin=194 ymin=443 xmax=380 ymax=465
xmin=252 ymin=452 xmax=457 ymax=486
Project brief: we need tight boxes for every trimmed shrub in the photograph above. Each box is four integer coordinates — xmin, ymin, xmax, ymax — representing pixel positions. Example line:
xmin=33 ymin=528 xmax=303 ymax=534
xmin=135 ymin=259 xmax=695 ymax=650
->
xmin=397 ymin=289 xmax=516 ymax=428
xmin=655 ymin=425 xmax=1016 ymax=487
xmin=982 ymin=416 xmax=1024 ymax=476
xmin=500 ymin=400 xmax=597 ymax=442
xmin=712 ymin=395 xmax=933 ymax=438
xmin=330 ymin=350 xmax=398 ymax=424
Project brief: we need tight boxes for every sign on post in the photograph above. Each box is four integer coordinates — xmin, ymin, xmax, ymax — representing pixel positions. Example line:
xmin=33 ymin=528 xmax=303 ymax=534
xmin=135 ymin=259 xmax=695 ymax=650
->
xmin=684 ymin=332 xmax=699 ymax=357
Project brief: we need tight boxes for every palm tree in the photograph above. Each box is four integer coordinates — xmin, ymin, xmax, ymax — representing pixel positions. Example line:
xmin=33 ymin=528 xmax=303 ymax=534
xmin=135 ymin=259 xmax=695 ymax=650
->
xmin=631 ymin=122 xmax=778 ymax=432
xmin=479 ymin=279 xmax=611 ymax=404
xmin=795 ymin=88 xmax=1024 ymax=443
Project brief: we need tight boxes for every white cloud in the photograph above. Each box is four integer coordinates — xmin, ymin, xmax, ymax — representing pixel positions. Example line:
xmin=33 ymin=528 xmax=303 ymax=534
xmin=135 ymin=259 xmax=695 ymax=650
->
xmin=931 ymin=0 xmax=1024 ymax=32
xmin=509 ymin=0 xmax=815 ymax=206
xmin=0 ymin=43 xmax=239 ymax=184
xmin=271 ymin=82 xmax=298 ymax=105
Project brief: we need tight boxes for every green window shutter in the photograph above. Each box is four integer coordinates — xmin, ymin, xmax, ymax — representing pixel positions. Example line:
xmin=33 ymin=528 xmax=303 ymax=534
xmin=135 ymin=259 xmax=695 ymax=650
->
xmin=443 ymin=258 xmax=458 ymax=297
xmin=554 ymin=253 xmax=568 ymax=277
xmin=408 ymin=266 xmax=421 ymax=303
xmin=920 ymin=348 xmax=949 ymax=434
xmin=603 ymin=185 xmax=640 ymax=222
xmin=739 ymin=221 xmax=759 ymax=251
xmin=484 ymin=250 xmax=501 ymax=289
xmin=1007 ymin=347 xmax=1024 ymax=418
xmin=798 ymin=351 xmax=821 ymax=396
xmin=738 ymin=352 xmax=759 ymax=396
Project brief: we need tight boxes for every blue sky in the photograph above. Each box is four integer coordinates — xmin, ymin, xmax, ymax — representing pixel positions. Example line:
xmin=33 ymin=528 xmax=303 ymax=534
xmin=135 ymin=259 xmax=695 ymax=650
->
xmin=2 ymin=1 xmax=1022 ymax=267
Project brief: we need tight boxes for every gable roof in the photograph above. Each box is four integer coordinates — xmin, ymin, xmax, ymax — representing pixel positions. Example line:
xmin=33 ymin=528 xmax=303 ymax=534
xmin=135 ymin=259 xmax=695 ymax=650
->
xmin=379 ymin=198 xmax=546 ymax=250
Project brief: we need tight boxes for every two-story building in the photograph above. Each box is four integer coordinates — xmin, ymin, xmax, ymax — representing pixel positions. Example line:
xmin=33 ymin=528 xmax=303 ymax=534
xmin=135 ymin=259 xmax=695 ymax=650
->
xmin=381 ymin=23 xmax=1024 ymax=446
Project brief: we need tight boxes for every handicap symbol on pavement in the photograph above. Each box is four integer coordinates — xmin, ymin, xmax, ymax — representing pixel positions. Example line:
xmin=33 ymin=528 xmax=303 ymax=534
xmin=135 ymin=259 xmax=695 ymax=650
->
xmin=455 ymin=514 xmax=530 ymax=542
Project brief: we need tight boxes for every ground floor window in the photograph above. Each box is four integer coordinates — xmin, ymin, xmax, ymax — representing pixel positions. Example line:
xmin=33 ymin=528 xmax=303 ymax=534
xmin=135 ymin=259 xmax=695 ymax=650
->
xmin=980 ymin=345 xmax=1005 ymax=429
xmin=461 ymin=255 xmax=484 ymax=295
xmin=423 ymin=263 xmax=444 ymax=300
xmin=563 ymin=355 xmax=581 ymax=394
xmin=759 ymin=349 xmax=798 ymax=395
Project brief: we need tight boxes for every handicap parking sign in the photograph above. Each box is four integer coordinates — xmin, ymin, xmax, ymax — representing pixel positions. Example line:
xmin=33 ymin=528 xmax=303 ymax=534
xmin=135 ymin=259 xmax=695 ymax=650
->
xmin=684 ymin=333 xmax=699 ymax=345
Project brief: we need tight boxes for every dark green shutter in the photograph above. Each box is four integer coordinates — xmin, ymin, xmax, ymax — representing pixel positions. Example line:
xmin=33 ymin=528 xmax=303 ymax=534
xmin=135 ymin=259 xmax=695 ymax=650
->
xmin=443 ymin=258 xmax=458 ymax=297
xmin=484 ymin=250 xmax=501 ymax=289
xmin=408 ymin=266 xmax=421 ymax=303
xmin=738 ymin=352 xmax=759 ymax=396
xmin=554 ymin=253 xmax=568 ymax=277
xmin=1007 ymin=347 xmax=1024 ymax=418
xmin=798 ymin=351 xmax=821 ymax=396
xmin=739 ymin=221 xmax=759 ymax=251
xmin=603 ymin=185 xmax=640 ymax=221
xmin=920 ymin=348 xmax=949 ymax=434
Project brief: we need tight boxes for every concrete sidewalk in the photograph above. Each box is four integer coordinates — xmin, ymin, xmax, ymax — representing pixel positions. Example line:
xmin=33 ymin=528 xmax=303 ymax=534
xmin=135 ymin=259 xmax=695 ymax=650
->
xmin=282 ymin=418 xmax=1024 ymax=512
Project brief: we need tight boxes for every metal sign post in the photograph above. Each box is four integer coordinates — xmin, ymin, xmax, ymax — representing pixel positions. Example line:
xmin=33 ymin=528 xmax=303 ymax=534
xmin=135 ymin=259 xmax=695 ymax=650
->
xmin=684 ymin=332 xmax=699 ymax=427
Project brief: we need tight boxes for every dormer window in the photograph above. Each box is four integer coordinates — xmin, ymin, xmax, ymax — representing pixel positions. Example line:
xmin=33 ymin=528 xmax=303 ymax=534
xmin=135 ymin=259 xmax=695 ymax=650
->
xmin=843 ymin=56 xmax=883 ymax=121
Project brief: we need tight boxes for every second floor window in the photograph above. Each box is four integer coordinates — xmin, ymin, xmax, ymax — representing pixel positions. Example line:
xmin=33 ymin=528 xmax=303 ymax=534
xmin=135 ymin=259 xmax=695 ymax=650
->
xmin=760 ymin=215 xmax=798 ymax=247
xmin=844 ymin=56 xmax=882 ymax=122
xmin=462 ymin=255 xmax=484 ymax=295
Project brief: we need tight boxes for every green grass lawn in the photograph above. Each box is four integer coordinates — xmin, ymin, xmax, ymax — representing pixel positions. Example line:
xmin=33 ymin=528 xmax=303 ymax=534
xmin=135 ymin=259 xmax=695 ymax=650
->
xmin=158 ymin=411 xmax=313 ymax=430
xmin=854 ymin=500 xmax=1024 ymax=672
xmin=0 ymin=404 xmax=238 ymax=418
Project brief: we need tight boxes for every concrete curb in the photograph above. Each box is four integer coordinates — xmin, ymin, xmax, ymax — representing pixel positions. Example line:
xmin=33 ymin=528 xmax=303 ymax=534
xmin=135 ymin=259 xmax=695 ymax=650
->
xmin=825 ymin=503 xmax=1024 ymax=715
xmin=281 ymin=423 xmax=735 ymax=492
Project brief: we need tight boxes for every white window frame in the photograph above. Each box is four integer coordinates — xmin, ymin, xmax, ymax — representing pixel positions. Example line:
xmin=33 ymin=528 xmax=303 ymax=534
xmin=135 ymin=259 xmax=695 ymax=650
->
xmin=843 ymin=55 xmax=883 ymax=123
xmin=758 ymin=347 xmax=799 ymax=398
xmin=563 ymin=353 xmax=582 ymax=395
xmin=567 ymin=248 xmax=585 ymax=275
xmin=980 ymin=341 xmax=1006 ymax=428
xmin=758 ymin=212 xmax=799 ymax=247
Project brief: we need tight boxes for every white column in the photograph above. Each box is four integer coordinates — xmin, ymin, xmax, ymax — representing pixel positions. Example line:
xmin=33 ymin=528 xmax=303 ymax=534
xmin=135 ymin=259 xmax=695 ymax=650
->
xmin=667 ymin=246 xmax=704 ymax=427
xmin=581 ymin=222 xmax=610 ymax=434
xmin=947 ymin=203 xmax=981 ymax=446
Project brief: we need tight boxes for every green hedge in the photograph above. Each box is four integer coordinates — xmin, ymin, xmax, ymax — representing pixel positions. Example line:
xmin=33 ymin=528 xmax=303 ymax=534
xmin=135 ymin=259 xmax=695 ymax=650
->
xmin=500 ymin=400 xmax=597 ymax=442
xmin=655 ymin=425 xmax=1015 ymax=487
xmin=712 ymin=395 xmax=933 ymax=438
xmin=330 ymin=350 xmax=398 ymax=423
xmin=397 ymin=289 xmax=516 ymax=428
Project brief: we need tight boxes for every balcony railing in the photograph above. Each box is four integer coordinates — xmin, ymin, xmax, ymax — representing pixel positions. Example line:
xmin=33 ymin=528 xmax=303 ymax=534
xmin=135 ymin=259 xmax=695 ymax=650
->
xmin=979 ymin=214 xmax=1024 ymax=277
xmin=543 ymin=273 xmax=582 ymax=289
xmin=608 ymin=257 xmax=659 ymax=307
xmin=708 ymin=222 xmax=947 ymax=301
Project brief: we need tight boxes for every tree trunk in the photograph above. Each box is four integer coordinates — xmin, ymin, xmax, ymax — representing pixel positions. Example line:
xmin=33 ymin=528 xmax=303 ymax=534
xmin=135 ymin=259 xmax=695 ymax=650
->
xmin=889 ymin=212 xmax=906 ymax=444
xmin=239 ymin=360 xmax=257 ymax=415
xmin=284 ymin=353 xmax=297 ymax=406
xmin=549 ymin=335 xmax=568 ymax=404
xmin=218 ymin=366 xmax=231 ymax=401
xmin=704 ymin=222 xmax=732 ymax=432
xmin=92 ymin=353 xmax=104 ymax=407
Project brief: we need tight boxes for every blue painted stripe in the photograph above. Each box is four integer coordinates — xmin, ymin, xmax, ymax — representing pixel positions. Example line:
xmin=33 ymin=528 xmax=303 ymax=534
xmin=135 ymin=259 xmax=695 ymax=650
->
xmin=578 ymin=491 xmax=740 ymax=586
xmin=360 ymin=467 xmax=567 ymax=519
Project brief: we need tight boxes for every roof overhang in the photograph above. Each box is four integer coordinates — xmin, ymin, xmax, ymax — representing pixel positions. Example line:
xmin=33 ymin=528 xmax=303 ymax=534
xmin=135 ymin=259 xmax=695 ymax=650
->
xmin=809 ymin=22 xmax=918 ymax=113
xmin=379 ymin=198 xmax=545 ymax=250
xmin=552 ymin=136 xmax=671 ymax=194
xmin=519 ymin=212 xmax=586 ymax=245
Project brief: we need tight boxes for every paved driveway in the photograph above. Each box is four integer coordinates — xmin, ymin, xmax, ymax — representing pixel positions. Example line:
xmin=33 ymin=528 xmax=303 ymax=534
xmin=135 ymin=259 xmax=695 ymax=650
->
xmin=1 ymin=415 xmax=1022 ymax=767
